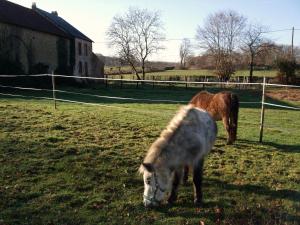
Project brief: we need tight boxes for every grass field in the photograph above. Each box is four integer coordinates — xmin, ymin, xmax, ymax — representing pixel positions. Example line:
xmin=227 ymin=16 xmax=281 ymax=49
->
xmin=139 ymin=69 xmax=277 ymax=77
xmin=0 ymin=85 xmax=299 ymax=225
xmin=105 ymin=68 xmax=279 ymax=78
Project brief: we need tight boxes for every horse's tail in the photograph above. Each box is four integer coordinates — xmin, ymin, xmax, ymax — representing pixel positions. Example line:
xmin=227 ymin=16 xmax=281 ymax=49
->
xmin=229 ymin=93 xmax=239 ymax=142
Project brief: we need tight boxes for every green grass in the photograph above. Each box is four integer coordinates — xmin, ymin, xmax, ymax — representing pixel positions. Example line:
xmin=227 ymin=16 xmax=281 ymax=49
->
xmin=143 ymin=69 xmax=278 ymax=77
xmin=0 ymin=85 xmax=299 ymax=225
xmin=105 ymin=68 xmax=280 ymax=78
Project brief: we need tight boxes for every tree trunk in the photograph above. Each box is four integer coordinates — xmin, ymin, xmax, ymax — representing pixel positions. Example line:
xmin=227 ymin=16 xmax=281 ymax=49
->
xmin=142 ymin=65 xmax=145 ymax=80
xmin=129 ymin=61 xmax=141 ymax=80
xmin=141 ymin=59 xmax=146 ymax=82
xmin=249 ymin=53 xmax=254 ymax=83
xmin=249 ymin=62 xmax=253 ymax=83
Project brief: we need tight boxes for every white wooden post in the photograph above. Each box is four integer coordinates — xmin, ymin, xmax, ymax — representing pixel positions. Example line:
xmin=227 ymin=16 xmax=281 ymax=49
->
xmin=51 ymin=71 xmax=57 ymax=109
xmin=259 ymin=77 xmax=266 ymax=142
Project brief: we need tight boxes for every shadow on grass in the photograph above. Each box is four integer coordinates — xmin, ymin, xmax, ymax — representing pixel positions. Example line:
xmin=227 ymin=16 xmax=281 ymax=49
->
xmin=150 ymin=178 xmax=300 ymax=223
xmin=262 ymin=141 xmax=300 ymax=153
xmin=206 ymin=178 xmax=300 ymax=202
xmin=236 ymin=138 xmax=300 ymax=153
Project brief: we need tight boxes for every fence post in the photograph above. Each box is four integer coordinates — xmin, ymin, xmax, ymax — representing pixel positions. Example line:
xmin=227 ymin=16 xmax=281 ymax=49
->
xmin=259 ymin=77 xmax=266 ymax=143
xmin=51 ymin=71 xmax=57 ymax=109
xmin=152 ymin=75 xmax=155 ymax=88
xmin=185 ymin=76 xmax=188 ymax=89
xmin=120 ymin=75 xmax=123 ymax=89
xmin=105 ymin=74 xmax=108 ymax=88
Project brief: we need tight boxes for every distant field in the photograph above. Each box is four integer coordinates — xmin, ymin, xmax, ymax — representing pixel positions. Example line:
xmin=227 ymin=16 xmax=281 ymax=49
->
xmin=142 ymin=69 xmax=277 ymax=77
xmin=0 ymin=85 xmax=299 ymax=225
xmin=105 ymin=67 xmax=279 ymax=78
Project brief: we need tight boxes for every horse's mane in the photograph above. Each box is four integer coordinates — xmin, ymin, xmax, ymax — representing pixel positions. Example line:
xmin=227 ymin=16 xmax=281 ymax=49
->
xmin=141 ymin=104 xmax=195 ymax=166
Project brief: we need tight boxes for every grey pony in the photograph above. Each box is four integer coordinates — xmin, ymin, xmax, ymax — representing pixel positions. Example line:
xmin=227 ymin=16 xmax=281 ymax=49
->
xmin=139 ymin=105 xmax=217 ymax=207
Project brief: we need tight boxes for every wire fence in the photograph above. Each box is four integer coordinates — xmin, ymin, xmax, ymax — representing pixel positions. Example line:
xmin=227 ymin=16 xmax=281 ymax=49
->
xmin=0 ymin=73 xmax=299 ymax=142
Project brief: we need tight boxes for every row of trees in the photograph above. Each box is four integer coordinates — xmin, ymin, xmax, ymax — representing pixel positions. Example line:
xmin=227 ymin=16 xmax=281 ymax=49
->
xmin=107 ymin=8 xmax=297 ymax=83
xmin=181 ymin=10 xmax=297 ymax=82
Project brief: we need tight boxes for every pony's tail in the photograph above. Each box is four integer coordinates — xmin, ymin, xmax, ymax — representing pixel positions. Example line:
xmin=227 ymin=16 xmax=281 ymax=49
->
xmin=229 ymin=93 xmax=239 ymax=142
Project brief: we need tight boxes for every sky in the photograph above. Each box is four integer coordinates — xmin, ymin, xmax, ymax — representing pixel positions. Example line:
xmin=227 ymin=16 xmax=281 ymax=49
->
xmin=8 ymin=0 xmax=300 ymax=62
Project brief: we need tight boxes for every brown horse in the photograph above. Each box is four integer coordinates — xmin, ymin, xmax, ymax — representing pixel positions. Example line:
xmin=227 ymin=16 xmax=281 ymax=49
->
xmin=189 ymin=91 xmax=239 ymax=145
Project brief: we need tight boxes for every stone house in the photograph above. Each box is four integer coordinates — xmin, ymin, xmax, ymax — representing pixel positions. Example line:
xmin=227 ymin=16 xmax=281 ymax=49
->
xmin=0 ymin=0 xmax=104 ymax=78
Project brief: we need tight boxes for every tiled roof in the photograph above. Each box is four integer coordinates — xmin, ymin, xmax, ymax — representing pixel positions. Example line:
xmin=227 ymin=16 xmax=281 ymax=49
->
xmin=0 ymin=0 xmax=70 ymax=38
xmin=35 ymin=8 xmax=93 ymax=42
xmin=0 ymin=0 xmax=93 ymax=42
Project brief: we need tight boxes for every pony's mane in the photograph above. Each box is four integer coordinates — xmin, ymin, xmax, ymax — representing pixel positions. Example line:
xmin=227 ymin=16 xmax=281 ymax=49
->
xmin=142 ymin=104 xmax=196 ymax=165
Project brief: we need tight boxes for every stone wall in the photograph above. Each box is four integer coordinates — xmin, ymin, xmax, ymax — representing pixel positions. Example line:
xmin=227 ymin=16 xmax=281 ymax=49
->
xmin=0 ymin=22 xmax=71 ymax=74
xmin=74 ymin=38 xmax=104 ymax=78
xmin=74 ymin=38 xmax=92 ymax=76
xmin=0 ymin=22 xmax=103 ymax=77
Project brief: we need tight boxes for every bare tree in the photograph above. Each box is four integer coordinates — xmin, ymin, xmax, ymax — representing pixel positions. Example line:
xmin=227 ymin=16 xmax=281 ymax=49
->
xmin=196 ymin=10 xmax=246 ymax=81
xmin=107 ymin=8 xmax=165 ymax=80
xmin=242 ymin=24 xmax=272 ymax=82
xmin=294 ymin=46 xmax=300 ymax=63
xmin=179 ymin=38 xmax=193 ymax=69
xmin=107 ymin=14 xmax=140 ymax=79
xmin=252 ymin=42 xmax=277 ymax=67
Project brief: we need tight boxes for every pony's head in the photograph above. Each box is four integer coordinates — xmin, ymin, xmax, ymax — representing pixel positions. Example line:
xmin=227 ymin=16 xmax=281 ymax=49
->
xmin=139 ymin=163 xmax=172 ymax=207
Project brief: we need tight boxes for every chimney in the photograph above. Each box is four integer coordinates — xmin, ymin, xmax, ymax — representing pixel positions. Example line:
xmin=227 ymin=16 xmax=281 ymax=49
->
xmin=32 ymin=2 xmax=36 ymax=9
xmin=51 ymin=11 xmax=58 ymax=16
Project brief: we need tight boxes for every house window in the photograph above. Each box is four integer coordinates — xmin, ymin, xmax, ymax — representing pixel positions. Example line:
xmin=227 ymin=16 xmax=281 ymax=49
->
xmin=79 ymin=61 xmax=83 ymax=75
xmin=85 ymin=62 xmax=88 ymax=76
xmin=78 ymin=42 xmax=82 ymax=55
xmin=84 ymin=44 xmax=88 ymax=56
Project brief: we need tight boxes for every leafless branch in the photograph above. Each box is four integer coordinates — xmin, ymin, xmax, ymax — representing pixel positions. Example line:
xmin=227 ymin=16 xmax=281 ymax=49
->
xmin=107 ymin=8 xmax=165 ymax=79
xmin=195 ymin=10 xmax=246 ymax=81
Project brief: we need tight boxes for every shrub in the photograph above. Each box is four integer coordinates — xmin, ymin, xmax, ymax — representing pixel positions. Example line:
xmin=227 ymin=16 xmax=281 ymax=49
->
xmin=215 ymin=58 xmax=235 ymax=82
xmin=275 ymin=57 xmax=296 ymax=84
